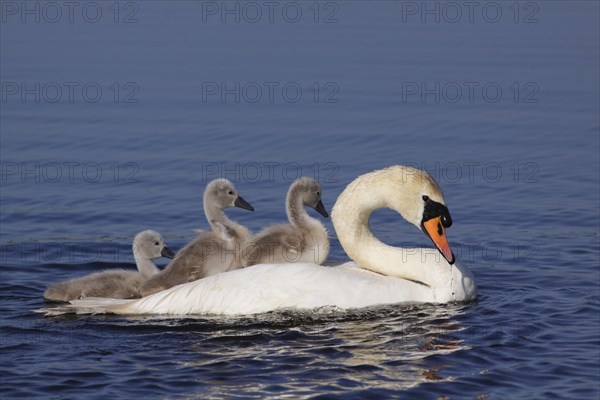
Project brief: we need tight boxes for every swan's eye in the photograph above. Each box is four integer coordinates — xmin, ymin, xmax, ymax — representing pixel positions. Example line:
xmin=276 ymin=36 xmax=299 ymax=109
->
xmin=422 ymin=195 xmax=429 ymax=202
xmin=228 ymin=191 xmax=234 ymax=195
xmin=441 ymin=214 xmax=452 ymax=228
xmin=154 ymin=241 xmax=159 ymax=246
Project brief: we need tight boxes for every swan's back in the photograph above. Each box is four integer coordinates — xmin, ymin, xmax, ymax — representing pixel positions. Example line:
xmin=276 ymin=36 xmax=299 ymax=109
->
xmin=95 ymin=262 xmax=437 ymax=315
xmin=40 ymin=258 xmax=476 ymax=316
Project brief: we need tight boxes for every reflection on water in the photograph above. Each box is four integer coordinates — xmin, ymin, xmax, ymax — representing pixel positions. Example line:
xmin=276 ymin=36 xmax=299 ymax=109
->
xmin=168 ymin=304 xmax=473 ymax=397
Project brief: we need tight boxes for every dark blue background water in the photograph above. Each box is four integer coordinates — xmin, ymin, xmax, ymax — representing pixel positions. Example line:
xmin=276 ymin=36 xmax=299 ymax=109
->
xmin=1 ymin=1 xmax=599 ymax=398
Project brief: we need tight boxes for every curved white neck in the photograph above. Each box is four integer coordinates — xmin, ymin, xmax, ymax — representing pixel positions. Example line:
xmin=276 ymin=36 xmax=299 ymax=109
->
xmin=335 ymin=197 xmax=451 ymax=288
xmin=331 ymin=168 xmax=476 ymax=300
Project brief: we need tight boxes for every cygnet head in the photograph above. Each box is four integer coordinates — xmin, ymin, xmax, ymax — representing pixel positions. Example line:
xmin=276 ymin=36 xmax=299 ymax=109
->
xmin=288 ymin=177 xmax=328 ymax=218
xmin=133 ymin=230 xmax=175 ymax=259
xmin=204 ymin=179 xmax=254 ymax=212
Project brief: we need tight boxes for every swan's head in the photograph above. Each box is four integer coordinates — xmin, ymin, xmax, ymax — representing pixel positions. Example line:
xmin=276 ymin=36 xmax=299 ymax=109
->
xmin=133 ymin=230 xmax=175 ymax=260
xmin=419 ymin=194 xmax=454 ymax=264
xmin=381 ymin=166 xmax=455 ymax=264
xmin=204 ymin=179 xmax=254 ymax=212
xmin=287 ymin=177 xmax=329 ymax=218
xmin=333 ymin=165 xmax=455 ymax=264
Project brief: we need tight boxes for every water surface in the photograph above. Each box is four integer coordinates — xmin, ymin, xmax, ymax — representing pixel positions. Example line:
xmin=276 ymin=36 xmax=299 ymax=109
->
xmin=1 ymin=1 xmax=599 ymax=398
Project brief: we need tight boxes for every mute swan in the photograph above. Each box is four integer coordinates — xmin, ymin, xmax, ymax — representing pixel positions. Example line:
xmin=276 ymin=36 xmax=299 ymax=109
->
xmin=39 ymin=165 xmax=477 ymax=316
xmin=242 ymin=177 xmax=329 ymax=267
xmin=138 ymin=179 xmax=253 ymax=296
xmin=43 ymin=230 xmax=174 ymax=302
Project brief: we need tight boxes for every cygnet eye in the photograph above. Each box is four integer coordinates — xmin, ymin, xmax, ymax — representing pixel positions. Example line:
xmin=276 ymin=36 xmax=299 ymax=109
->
xmin=154 ymin=241 xmax=159 ymax=246
xmin=316 ymin=191 xmax=320 ymax=196
xmin=228 ymin=191 xmax=234 ymax=195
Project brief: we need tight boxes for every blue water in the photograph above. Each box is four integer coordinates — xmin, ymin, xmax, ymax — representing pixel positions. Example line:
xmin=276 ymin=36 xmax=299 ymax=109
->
xmin=1 ymin=1 xmax=599 ymax=398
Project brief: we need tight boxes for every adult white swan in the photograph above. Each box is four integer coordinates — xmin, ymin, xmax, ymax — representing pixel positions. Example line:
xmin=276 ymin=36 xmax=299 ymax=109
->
xmin=41 ymin=166 xmax=477 ymax=316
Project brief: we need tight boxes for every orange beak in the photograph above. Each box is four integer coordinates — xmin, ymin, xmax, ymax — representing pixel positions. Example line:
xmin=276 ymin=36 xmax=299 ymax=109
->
xmin=423 ymin=216 xmax=455 ymax=264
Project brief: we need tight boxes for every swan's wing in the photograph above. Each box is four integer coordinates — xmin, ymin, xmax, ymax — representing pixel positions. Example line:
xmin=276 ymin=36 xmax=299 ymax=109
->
xmin=44 ymin=263 xmax=433 ymax=316
xmin=113 ymin=264 xmax=298 ymax=315
xmin=127 ymin=262 xmax=437 ymax=314
xmin=39 ymin=263 xmax=333 ymax=316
